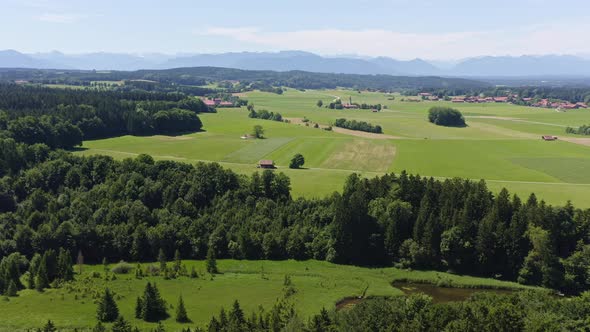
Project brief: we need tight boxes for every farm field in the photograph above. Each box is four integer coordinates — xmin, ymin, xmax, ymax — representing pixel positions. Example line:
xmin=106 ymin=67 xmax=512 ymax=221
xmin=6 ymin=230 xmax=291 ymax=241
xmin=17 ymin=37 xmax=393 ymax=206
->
xmin=0 ymin=259 xmax=536 ymax=331
xmin=77 ymin=89 xmax=590 ymax=207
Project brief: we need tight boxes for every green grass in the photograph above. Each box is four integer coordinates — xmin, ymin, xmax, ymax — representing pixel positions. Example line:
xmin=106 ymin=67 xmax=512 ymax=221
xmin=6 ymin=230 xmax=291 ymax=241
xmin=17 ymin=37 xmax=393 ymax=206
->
xmin=75 ymin=89 xmax=590 ymax=207
xmin=0 ymin=259 xmax=535 ymax=331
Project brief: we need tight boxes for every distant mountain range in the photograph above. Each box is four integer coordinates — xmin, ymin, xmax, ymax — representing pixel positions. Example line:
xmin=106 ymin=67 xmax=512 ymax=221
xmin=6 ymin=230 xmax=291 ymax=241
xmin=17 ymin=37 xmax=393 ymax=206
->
xmin=1 ymin=49 xmax=590 ymax=77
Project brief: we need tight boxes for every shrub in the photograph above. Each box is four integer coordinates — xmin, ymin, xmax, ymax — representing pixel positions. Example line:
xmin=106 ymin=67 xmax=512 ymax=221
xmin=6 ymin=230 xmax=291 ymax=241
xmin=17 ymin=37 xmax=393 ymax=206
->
xmin=111 ymin=261 xmax=134 ymax=274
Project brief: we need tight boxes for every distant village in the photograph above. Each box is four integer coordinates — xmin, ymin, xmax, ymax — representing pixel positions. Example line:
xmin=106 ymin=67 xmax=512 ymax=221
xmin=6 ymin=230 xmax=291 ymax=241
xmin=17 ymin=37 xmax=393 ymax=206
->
xmin=416 ymin=92 xmax=588 ymax=110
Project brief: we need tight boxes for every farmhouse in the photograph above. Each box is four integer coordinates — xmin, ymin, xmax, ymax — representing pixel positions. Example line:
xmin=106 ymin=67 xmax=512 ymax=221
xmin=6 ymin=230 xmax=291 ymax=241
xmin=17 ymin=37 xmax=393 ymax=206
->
xmin=258 ymin=160 xmax=275 ymax=169
xmin=542 ymin=135 xmax=558 ymax=141
xmin=201 ymin=98 xmax=235 ymax=107
xmin=418 ymin=92 xmax=432 ymax=96
xmin=342 ymin=103 xmax=359 ymax=109
xmin=451 ymin=97 xmax=465 ymax=103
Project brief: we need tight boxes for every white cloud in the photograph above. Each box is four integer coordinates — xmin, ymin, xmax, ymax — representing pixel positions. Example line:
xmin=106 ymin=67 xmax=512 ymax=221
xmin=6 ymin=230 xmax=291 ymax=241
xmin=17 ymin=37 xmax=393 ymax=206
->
xmin=37 ymin=13 xmax=85 ymax=24
xmin=197 ymin=23 xmax=590 ymax=60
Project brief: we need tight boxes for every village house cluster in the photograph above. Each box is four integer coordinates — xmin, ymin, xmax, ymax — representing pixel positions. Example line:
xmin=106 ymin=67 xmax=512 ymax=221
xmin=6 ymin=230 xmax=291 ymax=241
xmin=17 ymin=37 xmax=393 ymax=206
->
xmin=531 ymin=99 xmax=588 ymax=110
xmin=418 ymin=92 xmax=588 ymax=110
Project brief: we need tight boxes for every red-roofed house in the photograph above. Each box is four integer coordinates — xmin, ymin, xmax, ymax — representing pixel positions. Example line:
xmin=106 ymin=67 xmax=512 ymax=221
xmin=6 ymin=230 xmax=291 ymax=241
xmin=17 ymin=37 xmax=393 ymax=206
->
xmin=451 ymin=97 xmax=465 ymax=103
xmin=576 ymin=102 xmax=588 ymax=109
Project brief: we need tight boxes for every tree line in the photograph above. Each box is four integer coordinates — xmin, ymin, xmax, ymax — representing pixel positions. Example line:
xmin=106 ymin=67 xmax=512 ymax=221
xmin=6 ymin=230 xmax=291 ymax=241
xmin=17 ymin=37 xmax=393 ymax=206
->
xmin=0 ymin=67 xmax=491 ymax=92
xmin=566 ymin=124 xmax=590 ymax=135
xmin=248 ymin=109 xmax=283 ymax=122
xmin=333 ymin=118 xmax=383 ymax=133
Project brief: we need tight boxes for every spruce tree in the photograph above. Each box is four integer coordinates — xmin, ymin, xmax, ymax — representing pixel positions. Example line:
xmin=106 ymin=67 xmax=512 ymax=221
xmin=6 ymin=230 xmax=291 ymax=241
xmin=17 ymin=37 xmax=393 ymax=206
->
xmin=158 ymin=248 xmax=167 ymax=273
xmin=41 ymin=320 xmax=57 ymax=332
xmin=137 ymin=282 xmax=168 ymax=322
xmin=6 ymin=280 xmax=17 ymax=297
xmin=135 ymin=296 xmax=143 ymax=318
xmin=229 ymin=300 xmax=245 ymax=328
xmin=57 ymin=248 xmax=74 ymax=281
xmin=206 ymin=246 xmax=218 ymax=274
xmin=190 ymin=266 xmax=198 ymax=278
xmin=102 ymin=257 xmax=109 ymax=273
xmin=35 ymin=258 xmax=49 ymax=291
xmin=96 ymin=288 xmax=119 ymax=322
xmin=27 ymin=270 xmax=35 ymax=289
xmin=173 ymin=249 xmax=181 ymax=272
xmin=111 ymin=316 xmax=132 ymax=332
xmin=175 ymin=295 xmax=190 ymax=323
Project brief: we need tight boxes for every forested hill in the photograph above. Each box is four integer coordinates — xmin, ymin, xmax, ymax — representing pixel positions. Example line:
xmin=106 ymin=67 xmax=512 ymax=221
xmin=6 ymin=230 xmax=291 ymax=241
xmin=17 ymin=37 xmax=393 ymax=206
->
xmin=0 ymin=67 xmax=491 ymax=91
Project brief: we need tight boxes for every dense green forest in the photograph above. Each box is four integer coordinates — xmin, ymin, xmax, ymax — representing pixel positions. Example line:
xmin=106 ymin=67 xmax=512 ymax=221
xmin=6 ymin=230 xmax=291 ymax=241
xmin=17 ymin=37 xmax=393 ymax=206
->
xmin=0 ymin=84 xmax=209 ymax=148
xmin=1 ymin=141 xmax=590 ymax=296
xmin=0 ymin=67 xmax=490 ymax=92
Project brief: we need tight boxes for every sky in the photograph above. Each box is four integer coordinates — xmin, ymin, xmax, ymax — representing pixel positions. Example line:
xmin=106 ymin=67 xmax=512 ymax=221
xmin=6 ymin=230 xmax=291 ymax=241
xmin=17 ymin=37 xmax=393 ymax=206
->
xmin=2 ymin=0 xmax=590 ymax=60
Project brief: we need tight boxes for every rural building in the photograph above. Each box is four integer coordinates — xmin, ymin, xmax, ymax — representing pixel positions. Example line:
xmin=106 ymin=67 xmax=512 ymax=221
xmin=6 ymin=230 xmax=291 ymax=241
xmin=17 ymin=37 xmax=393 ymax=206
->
xmin=201 ymin=98 xmax=235 ymax=107
xmin=451 ymin=97 xmax=465 ymax=103
xmin=541 ymin=135 xmax=558 ymax=141
xmin=419 ymin=92 xmax=432 ymax=96
xmin=342 ymin=103 xmax=359 ymax=109
xmin=493 ymin=96 xmax=509 ymax=102
xmin=258 ymin=160 xmax=275 ymax=168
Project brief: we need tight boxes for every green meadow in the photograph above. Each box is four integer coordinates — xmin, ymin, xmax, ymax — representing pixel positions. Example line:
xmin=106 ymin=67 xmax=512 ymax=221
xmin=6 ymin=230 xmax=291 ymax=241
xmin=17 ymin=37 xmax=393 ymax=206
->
xmin=0 ymin=260 xmax=535 ymax=331
xmin=77 ymin=89 xmax=590 ymax=207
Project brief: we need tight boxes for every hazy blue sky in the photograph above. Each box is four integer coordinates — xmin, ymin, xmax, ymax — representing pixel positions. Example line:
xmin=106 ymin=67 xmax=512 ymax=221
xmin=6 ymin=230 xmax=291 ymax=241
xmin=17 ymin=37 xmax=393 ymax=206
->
xmin=2 ymin=0 xmax=590 ymax=59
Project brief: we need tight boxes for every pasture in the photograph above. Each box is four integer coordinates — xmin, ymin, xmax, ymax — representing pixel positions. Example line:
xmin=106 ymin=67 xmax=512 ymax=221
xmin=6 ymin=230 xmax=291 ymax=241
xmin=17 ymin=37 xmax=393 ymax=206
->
xmin=0 ymin=259 xmax=535 ymax=331
xmin=77 ymin=88 xmax=590 ymax=207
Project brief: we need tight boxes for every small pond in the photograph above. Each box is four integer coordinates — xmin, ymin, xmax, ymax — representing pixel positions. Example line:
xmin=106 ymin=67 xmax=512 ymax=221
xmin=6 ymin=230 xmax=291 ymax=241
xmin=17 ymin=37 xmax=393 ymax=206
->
xmin=393 ymin=282 xmax=516 ymax=303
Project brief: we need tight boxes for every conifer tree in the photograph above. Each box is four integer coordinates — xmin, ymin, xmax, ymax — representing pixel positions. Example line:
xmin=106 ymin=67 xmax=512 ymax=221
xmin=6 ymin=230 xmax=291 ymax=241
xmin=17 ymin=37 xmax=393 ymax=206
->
xmin=175 ymin=295 xmax=190 ymax=323
xmin=6 ymin=280 xmax=17 ymax=297
xmin=41 ymin=320 xmax=57 ymax=332
xmin=135 ymin=296 xmax=143 ymax=318
xmin=158 ymin=249 xmax=167 ymax=272
xmin=96 ymin=288 xmax=119 ymax=322
xmin=137 ymin=282 xmax=168 ymax=322
xmin=26 ymin=270 xmax=35 ymax=289
xmin=111 ymin=316 xmax=132 ymax=332
xmin=35 ymin=258 xmax=49 ymax=291
xmin=190 ymin=266 xmax=198 ymax=278
xmin=206 ymin=246 xmax=218 ymax=274
xmin=173 ymin=249 xmax=182 ymax=272
xmin=229 ymin=300 xmax=245 ymax=328
xmin=57 ymin=248 xmax=74 ymax=281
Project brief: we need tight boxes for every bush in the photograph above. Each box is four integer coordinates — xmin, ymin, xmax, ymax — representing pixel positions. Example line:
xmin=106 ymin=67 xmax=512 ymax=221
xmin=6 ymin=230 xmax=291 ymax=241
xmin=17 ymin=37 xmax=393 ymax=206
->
xmin=111 ymin=261 xmax=134 ymax=274
xmin=428 ymin=107 xmax=466 ymax=127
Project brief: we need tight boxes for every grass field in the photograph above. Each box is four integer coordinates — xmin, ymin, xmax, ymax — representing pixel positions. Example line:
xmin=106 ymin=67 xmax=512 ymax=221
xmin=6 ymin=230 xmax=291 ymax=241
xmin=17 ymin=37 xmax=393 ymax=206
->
xmin=76 ymin=88 xmax=590 ymax=207
xmin=0 ymin=259 xmax=535 ymax=331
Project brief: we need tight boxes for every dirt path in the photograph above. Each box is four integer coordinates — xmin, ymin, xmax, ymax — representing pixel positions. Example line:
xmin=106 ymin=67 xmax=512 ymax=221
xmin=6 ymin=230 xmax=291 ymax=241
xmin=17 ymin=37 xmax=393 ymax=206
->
xmin=560 ymin=137 xmax=590 ymax=147
xmin=466 ymin=116 xmax=569 ymax=128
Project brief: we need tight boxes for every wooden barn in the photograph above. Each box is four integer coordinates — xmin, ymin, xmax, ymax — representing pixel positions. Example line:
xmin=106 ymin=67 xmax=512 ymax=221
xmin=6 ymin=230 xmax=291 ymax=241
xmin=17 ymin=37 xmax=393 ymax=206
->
xmin=258 ymin=160 xmax=275 ymax=169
